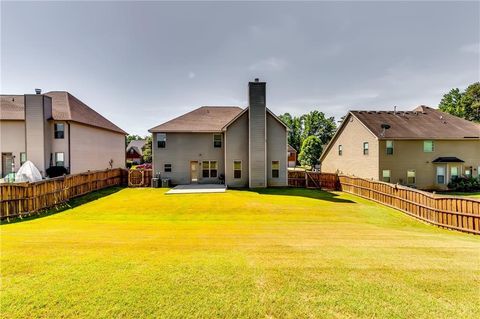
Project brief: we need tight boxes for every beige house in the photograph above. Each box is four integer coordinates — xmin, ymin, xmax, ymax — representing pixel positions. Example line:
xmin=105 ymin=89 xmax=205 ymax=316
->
xmin=0 ymin=90 xmax=127 ymax=177
xmin=320 ymin=106 xmax=480 ymax=190
xmin=149 ymin=79 xmax=288 ymax=188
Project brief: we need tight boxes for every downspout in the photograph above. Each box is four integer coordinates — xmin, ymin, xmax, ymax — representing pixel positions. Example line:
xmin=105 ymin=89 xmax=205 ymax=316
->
xmin=68 ymin=122 xmax=71 ymax=173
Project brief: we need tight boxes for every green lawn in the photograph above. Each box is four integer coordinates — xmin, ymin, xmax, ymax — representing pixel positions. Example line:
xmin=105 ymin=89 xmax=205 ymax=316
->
xmin=1 ymin=188 xmax=479 ymax=318
xmin=438 ymin=191 xmax=480 ymax=199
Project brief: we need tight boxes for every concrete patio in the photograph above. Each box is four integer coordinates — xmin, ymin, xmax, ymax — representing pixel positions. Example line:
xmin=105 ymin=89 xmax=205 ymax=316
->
xmin=165 ymin=184 xmax=227 ymax=194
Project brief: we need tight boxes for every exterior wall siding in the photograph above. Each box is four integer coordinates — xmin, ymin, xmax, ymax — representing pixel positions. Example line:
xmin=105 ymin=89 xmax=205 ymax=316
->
xmin=225 ymin=112 xmax=249 ymax=187
xmin=379 ymin=139 xmax=480 ymax=190
xmin=152 ymin=132 xmax=225 ymax=185
xmin=69 ymin=122 xmax=125 ymax=174
xmin=25 ymin=95 xmax=47 ymax=176
xmin=0 ymin=120 xmax=25 ymax=174
xmin=321 ymin=114 xmax=379 ymax=179
xmin=266 ymin=113 xmax=288 ymax=186
xmin=249 ymin=82 xmax=267 ymax=188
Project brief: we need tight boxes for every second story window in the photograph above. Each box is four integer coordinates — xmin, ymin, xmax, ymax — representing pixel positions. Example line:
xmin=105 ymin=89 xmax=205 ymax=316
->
xmin=338 ymin=145 xmax=343 ymax=156
xmin=423 ymin=140 xmax=434 ymax=152
xmin=386 ymin=140 xmax=394 ymax=155
xmin=213 ymin=134 xmax=222 ymax=148
xmin=157 ymin=133 xmax=166 ymax=148
xmin=54 ymin=123 xmax=64 ymax=139
xmin=363 ymin=142 xmax=369 ymax=155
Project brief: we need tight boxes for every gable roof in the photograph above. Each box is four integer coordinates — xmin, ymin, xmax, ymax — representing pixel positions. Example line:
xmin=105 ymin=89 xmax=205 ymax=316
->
xmin=126 ymin=139 xmax=146 ymax=156
xmin=351 ymin=106 xmax=479 ymax=139
xmin=0 ymin=92 xmax=127 ymax=134
xmin=320 ymin=106 xmax=480 ymax=162
xmin=0 ymin=95 xmax=24 ymax=120
xmin=288 ymin=144 xmax=297 ymax=153
xmin=149 ymin=106 xmax=244 ymax=132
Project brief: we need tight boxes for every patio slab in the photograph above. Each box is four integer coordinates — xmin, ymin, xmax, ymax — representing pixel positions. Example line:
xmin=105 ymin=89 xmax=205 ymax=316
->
xmin=165 ymin=184 xmax=227 ymax=194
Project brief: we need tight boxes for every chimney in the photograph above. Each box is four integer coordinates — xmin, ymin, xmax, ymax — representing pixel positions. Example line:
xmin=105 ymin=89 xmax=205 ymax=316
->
xmin=248 ymin=78 xmax=267 ymax=188
xmin=35 ymin=88 xmax=42 ymax=94
xmin=394 ymin=106 xmax=397 ymax=114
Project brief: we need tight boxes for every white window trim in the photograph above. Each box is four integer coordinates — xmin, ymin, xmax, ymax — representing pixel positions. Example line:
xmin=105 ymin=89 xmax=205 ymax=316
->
xmin=202 ymin=160 xmax=218 ymax=178
xmin=271 ymin=160 xmax=280 ymax=178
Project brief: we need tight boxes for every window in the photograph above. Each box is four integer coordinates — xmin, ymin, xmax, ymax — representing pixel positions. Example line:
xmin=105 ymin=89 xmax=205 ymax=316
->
xmin=272 ymin=161 xmax=280 ymax=178
xmin=465 ymin=169 xmax=472 ymax=178
xmin=157 ymin=133 xmax=166 ymax=148
xmin=436 ymin=166 xmax=445 ymax=184
xmin=55 ymin=152 xmax=65 ymax=166
xmin=234 ymin=161 xmax=242 ymax=179
xmin=338 ymin=145 xmax=343 ymax=156
xmin=213 ymin=134 xmax=222 ymax=148
xmin=407 ymin=170 xmax=416 ymax=184
xmin=54 ymin=123 xmax=64 ymax=139
xmin=20 ymin=152 xmax=27 ymax=165
xmin=164 ymin=164 xmax=172 ymax=172
xmin=202 ymin=161 xmax=217 ymax=178
xmin=363 ymin=142 xmax=369 ymax=155
xmin=451 ymin=166 xmax=458 ymax=180
xmin=423 ymin=140 xmax=434 ymax=152
xmin=386 ymin=140 xmax=394 ymax=155
xmin=382 ymin=170 xmax=391 ymax=182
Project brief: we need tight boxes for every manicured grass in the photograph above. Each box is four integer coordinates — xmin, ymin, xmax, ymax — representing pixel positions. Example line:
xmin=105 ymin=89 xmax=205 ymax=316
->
xmin=438 ymin=191 xmax=480 ymax=199
xmin=1 ymin=188 xmax=479 ymax=318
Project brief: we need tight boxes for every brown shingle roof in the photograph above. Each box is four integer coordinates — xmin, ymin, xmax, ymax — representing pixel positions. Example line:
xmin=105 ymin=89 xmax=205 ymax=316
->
xmin=126 ymin=139 xmax=146 ymax=155
xmin=149 ymin=106 xmax=244 ymax=132
xmin=0 ymin=95 xmax=24 ymax=120
xmin=351 ymin=106 xmax=480 ymax=139
xmin=0 ymin=92 xmax=127 ymax=134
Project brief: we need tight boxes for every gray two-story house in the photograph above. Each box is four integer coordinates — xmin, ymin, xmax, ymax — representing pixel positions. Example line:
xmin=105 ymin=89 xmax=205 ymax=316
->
xmin=149 ymin=79 xmax=288 ymax=188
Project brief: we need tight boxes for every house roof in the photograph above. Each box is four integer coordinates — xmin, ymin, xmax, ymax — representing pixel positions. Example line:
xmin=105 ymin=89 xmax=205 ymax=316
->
xmin=0 ymin=92 xmax=127 ymax=135
xmin=432 ymin=157 xmax=464 ymax=163
xmin=350 ymin=106 xmax=480 ymax=139
xmin=320 ymin=105 xmax=480 ymax=162
xmin=0 ymin=95 xmax=24 ymax=120
xmin=288 ymin=144 xmax=297 ymax=153
xmin=149 ymin=106 xmax=244 ymax=132
xmin=126 ymin=139 xmax=146 ymax=156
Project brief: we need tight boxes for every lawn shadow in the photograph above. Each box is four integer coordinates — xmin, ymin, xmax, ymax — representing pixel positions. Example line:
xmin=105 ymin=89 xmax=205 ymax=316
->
xmin=240 ymin=187 xmax=355 ymax=203
xmin=0 ymin=186 xmax=124 ymax=225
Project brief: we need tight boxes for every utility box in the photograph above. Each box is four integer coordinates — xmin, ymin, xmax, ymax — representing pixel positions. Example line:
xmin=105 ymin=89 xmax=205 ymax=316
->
xmin=151 ymin=178 xmax=160 ymax=188
xmin=161 ymin=178 xmax=170 ymax=188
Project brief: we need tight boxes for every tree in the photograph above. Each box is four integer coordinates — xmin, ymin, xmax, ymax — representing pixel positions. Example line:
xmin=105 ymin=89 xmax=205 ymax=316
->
xmin=142 ymin=136 xmax=153 ymax=163
xmin=279 ymin=113 xmax=302 ymax=156
xmin=126 ymin=134 xmax=143 ymax=147
xmin=298 ymin=136 xmax=323 ymax=168
xmin=439 ymin=82 xmax=480 ymax=122
xmin=301 ymin=111 xmax=336 ymax=146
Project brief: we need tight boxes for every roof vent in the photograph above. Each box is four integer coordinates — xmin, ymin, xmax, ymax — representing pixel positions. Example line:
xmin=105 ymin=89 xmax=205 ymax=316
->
xmin=35 ymin=88 xmax=42 ymax=94
xmin=380 ymin=123 xmax=391 ymax=137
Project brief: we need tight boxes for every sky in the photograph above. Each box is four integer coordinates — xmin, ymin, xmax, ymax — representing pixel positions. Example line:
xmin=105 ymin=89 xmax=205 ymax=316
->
xmin=1 ymin=1 xmax=479 ymax=136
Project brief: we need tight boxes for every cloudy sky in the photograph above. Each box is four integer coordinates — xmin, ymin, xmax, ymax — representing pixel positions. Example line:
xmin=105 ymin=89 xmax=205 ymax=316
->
xmin=1 ymin=1 xmax=479 ymax=135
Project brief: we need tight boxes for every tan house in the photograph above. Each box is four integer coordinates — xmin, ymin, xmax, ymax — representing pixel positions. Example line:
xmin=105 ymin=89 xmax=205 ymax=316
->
xmin=149 ymin=79 xmax=288 ymax=188
xmin=126 ymin=139 xmax=146 ymax=164
xmin=288 ymin=145 xmax=297 ymax=167
xmin=0 ymin=90 xmax=127 ymax=177
xmin=320 ymin=106 xmax=480 ymax=190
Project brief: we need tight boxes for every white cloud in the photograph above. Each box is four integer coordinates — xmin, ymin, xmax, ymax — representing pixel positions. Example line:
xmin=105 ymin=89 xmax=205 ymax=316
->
xmin=460 ymin=43 xmax=480 ymax=54
xmin=248 ymin=57 xmax=288 ymax=71
xmin=188 ymin=71 xmax=196 ymax=79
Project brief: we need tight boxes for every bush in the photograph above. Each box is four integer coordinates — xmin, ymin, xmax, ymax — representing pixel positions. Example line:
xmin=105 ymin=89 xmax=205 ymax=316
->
xmin=447 ymin=176 xmax=480 ymax=192
xmin=46 ymin=166 xmax=69 ymax=178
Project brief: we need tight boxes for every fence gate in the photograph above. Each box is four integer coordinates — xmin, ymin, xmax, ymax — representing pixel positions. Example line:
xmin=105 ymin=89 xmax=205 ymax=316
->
xmin=128 ymin=169 xmax=152 ymax=187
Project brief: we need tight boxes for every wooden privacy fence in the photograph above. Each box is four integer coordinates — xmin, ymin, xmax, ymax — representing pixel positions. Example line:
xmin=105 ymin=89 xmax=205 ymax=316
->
xmin=128 ymin=169 xmax=153 ymax=187
xmin=288 ymin=171 xmax=340 ymax=190
xmin=0 ymin=168 xmax=127 ymax=219
xmin=339 ymin=175 xmax=480 ymax=235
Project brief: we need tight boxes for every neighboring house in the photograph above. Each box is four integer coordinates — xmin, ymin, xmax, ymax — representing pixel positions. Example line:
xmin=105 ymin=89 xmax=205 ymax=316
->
xmin=0 ymin=90 xmax=127 ymax=177
xmin=149 ymin=79 xmax=288 ymax=188
xmin=320 ymin=106 xmax=480 ymax=190
xmin=288 ymin=145 xmax=297 ymax=167
xmin=126 ymin=139 xmax=146 ymax=164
